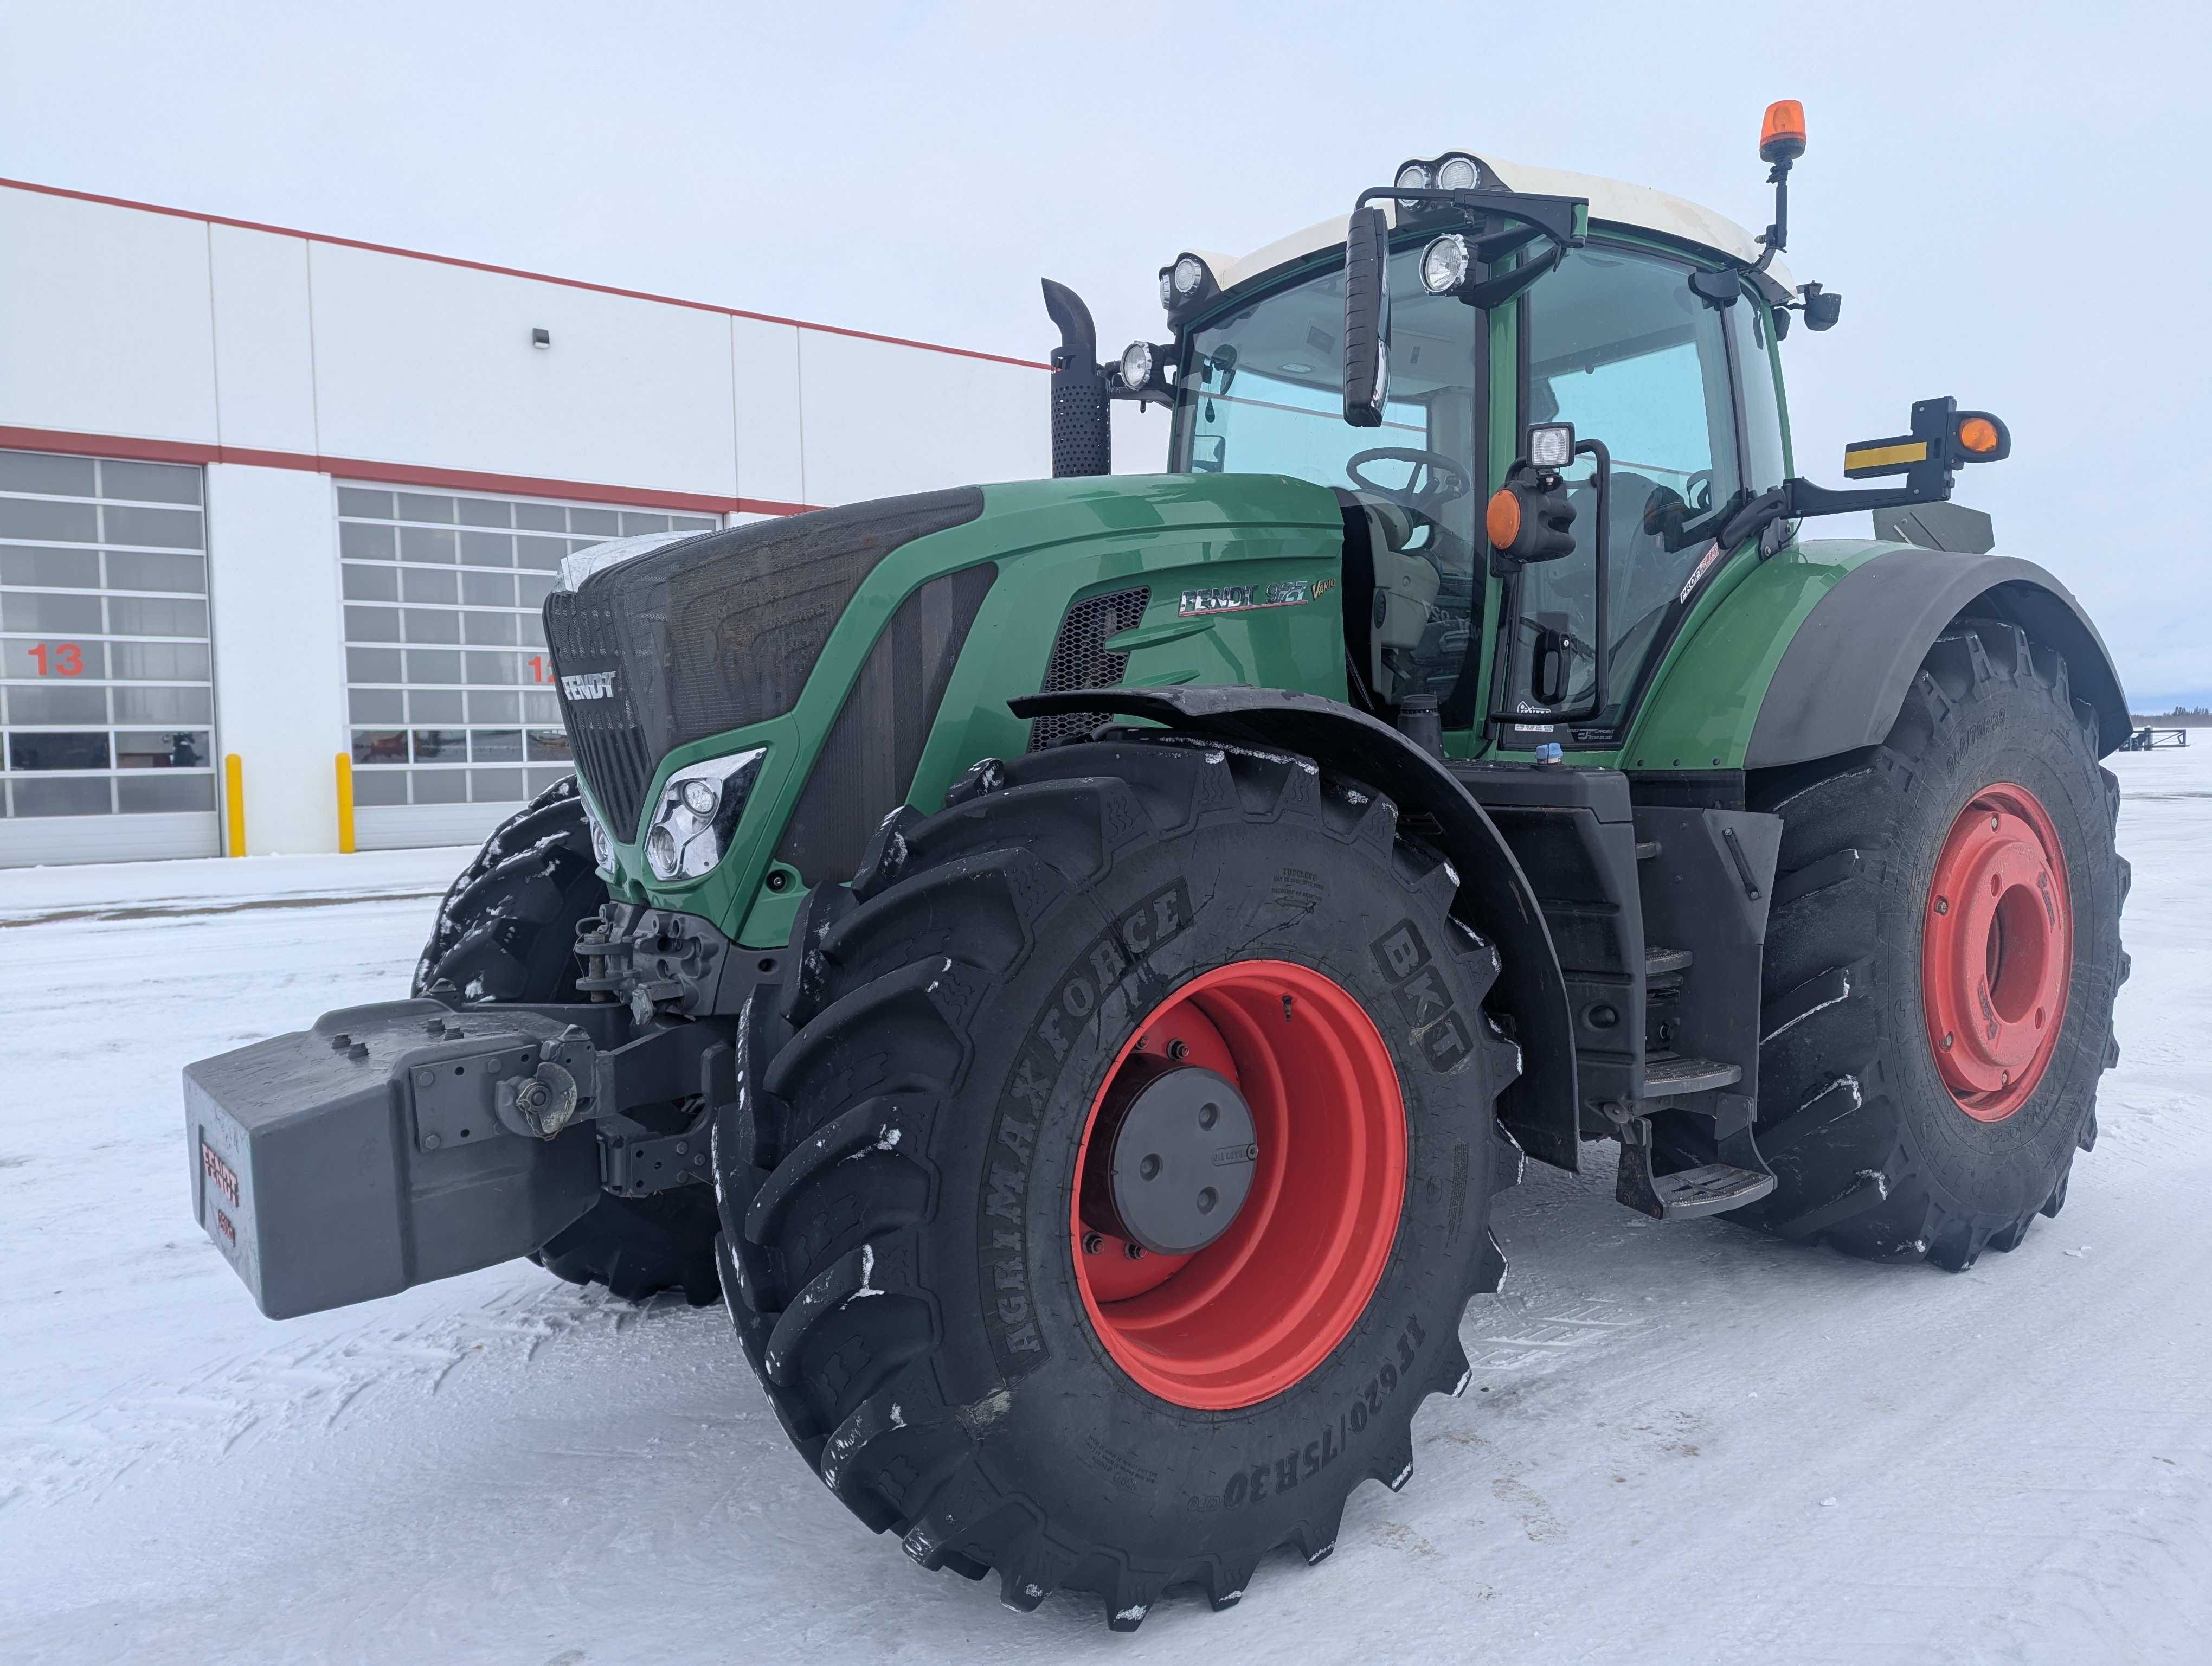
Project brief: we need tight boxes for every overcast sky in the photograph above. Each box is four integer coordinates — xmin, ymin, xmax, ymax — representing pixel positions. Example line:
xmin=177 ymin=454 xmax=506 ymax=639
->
xmin=5 ymin=1 xmax=2206 ymax=706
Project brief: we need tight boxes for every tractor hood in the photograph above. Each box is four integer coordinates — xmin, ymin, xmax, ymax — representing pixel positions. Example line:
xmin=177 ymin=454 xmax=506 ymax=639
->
xmin=546 ymin=469 xmax=1345 ymax=858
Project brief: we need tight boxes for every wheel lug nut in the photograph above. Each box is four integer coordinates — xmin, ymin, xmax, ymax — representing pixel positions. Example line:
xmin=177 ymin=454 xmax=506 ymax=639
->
xmin=1167 ymin=1039 xmax=1189 ymax=1061
xmin=1082 ymin=1232 xmax=1103 ymax=1255
xmin=1123 ymin=1241 xmax=1146 ymax=1260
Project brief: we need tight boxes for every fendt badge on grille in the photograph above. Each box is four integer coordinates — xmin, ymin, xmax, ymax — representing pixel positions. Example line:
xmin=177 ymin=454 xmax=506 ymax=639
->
xmin=561 ymin=671 xmax=617 ymax=700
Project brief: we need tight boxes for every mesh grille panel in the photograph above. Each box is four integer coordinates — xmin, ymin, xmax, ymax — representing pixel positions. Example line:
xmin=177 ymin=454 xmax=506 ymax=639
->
xmin=1027 ymin=586 xmax=1150 ymax=751
xmin=543 ymin=586 xmax=654 ymax=837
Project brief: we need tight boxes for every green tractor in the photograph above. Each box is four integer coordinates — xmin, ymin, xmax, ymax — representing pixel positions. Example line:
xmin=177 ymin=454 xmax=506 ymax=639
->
xmin=185 ymin=104 xmax=2129 ymax=1628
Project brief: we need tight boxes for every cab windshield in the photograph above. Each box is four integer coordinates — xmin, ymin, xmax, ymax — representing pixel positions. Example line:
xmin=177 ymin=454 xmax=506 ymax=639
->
xmin=1174 ymin=249 xmax=1482 ymax=709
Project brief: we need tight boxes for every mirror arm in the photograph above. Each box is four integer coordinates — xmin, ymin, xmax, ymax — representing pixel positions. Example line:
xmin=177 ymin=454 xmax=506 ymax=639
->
xmin=1720 ymin=473 xmax=1960 ymax=556
xmin=1462 ymin=244 xmax=1566 ymax=311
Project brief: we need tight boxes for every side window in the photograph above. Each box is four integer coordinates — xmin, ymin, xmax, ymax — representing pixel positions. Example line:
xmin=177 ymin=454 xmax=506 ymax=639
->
xmin=1510 ymin=246 xmax=1742 ymax=729
xmin=1733 ymin=301 xmax=1788 ymax=492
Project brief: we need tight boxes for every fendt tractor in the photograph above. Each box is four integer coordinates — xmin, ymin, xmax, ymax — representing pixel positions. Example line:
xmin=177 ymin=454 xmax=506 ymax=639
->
xmin=186 ymin=104 xmax=2129 ymax=1629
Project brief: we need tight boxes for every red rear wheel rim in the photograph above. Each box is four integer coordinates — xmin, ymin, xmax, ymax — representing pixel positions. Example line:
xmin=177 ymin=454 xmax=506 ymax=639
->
xmin=1071 ymin=960 xmax=1407 ymax=1410
xmin=1921 ymin=783 xmax=2072 ymax=1122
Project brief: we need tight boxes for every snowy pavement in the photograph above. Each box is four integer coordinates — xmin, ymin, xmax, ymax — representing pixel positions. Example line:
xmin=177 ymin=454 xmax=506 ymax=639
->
xmin=3 ymin=749 xmax=2208 ymax=1665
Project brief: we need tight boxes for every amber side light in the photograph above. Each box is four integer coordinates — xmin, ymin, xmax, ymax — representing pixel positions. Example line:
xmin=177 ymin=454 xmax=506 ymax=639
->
xmin=1760 ymin=99 xmax=1807 ymax=163
xmin=1486 ymin=489 xmax=1522 ymax=549
xmin=1958 ymin=416 xmax=2001 ymax=454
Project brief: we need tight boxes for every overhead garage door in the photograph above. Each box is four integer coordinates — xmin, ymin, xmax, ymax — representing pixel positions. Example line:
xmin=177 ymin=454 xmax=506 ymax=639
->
xmin=0 ymin=448 xmax=217 ymax=866
xmin=336 ymin=483 xmax=716 ymax=847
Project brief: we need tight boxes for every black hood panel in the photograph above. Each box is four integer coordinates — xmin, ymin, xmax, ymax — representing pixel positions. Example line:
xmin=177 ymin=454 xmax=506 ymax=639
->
xmin=544 ymin=488 xmax=983 ymax=837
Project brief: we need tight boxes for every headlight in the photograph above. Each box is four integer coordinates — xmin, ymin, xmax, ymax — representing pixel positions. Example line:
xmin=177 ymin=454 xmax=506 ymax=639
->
xmin=1158 ymin=270 xmax=1174 ymax=309
xmin=584 ymin=798 xmax=615 ymax=870
xmin=1172 ymin=255 xmax=1205 ymax=298
xmin=1394 ymin=161 xmax=1431 ymax=206
xmin=642 ymin=748 xmax=767 ymax=882
xmin=1121 ymin=341 xmax=1154 ymax=390
xmin=1420 ymin=233 xmax=1471 ymax=294
xmin=1435 ymin=155 xmax=1480 ymax=193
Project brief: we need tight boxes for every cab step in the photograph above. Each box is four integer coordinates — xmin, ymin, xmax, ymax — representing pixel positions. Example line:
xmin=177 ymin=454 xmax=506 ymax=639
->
xmin=1644 ymin=944 xmax=1693 ymax=976
xmin=1642 ymin=1053 xmax=1741 ymax=1096
xmin=1613 ymin=1112 xmax=1776 ymax=1221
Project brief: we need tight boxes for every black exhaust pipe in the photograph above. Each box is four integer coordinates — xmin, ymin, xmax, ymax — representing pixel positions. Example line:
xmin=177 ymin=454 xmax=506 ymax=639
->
xmin=1042 ymin=279 xmax=1110 ymax=478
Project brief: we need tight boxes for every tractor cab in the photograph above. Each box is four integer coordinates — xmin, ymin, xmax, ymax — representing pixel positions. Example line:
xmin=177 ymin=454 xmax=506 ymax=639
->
xmin=1171 ymin=193 xmax=1787 ymax=743
xmin=1059 ymin=108 xmax=2004 ymax=765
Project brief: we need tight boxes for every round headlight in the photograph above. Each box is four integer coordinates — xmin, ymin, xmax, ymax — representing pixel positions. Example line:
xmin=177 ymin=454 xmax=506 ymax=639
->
xmin=680 ymin=777 xmax=720 ymax=817
xmin=1172 ymin=255 xmax=1205 ymax=297
xmin=588 ymin=811 xmax=614 ymax=870
xmin=1120 ymin=341 xmax=1154 ymax=390
xmin=645 ymin=824 xmax=680 ymax=881
xmin=1420 ymin=233 xmax=1471 ymax=295
xmin=1395 ymin=162 xmax=1432 ymax=204
xmin=1435 ymin=155 xmax=1480 ymax=193
xmin=1158 ymin=271 xmax=1173 ymax=309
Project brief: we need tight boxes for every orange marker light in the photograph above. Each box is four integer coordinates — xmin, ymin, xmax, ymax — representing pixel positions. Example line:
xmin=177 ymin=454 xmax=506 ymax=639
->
xmin=1760 ymin=100 xmax=1807 ymax=163
xmin=1486 ymin=489 xmax=1522 ymax=550
xmin=1958 ymin=416 xmax=2001 ymax=454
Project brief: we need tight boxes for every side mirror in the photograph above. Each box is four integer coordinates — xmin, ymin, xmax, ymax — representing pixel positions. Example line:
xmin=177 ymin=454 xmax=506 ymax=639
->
xmin=1342 ymin=206 xmax=1391 ymax=427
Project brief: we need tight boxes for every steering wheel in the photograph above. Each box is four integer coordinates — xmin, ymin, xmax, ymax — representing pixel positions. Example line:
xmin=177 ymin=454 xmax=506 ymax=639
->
xmin=1347 ymin=447 xmax=1473 ymax=516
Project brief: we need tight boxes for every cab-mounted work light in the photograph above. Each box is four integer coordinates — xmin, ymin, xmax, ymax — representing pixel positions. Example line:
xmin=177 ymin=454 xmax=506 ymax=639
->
xmin=1419 ymin=233 xmax=1471 ymax=294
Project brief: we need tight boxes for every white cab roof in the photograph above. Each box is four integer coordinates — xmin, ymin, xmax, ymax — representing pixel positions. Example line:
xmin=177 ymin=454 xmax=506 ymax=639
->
xmin=1192 ymin=152 xmax=1795 ymax=300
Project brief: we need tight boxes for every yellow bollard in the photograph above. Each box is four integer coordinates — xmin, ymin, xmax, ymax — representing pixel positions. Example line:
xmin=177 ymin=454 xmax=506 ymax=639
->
xmin=335 ymin=753 xmax=357 ymax=854
xmin=224 ymin=753 xmax=246 ymax=857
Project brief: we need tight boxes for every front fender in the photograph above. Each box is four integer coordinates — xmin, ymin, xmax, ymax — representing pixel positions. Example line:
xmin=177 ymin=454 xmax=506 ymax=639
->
xmin=1012 ymin=684 xmax=1580 ymax=1173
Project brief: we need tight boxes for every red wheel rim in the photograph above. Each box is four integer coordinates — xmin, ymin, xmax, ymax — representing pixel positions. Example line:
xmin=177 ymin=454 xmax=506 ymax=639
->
xmin=1070 ymin=960 xmax=1407 ymax=1410
xmin=1921 ymin=783 xmax=2072 ymax=1122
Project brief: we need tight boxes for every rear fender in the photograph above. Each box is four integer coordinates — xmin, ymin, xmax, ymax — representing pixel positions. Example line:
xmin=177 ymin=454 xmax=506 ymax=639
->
xmin=1011 ymin=684 xmax=1579 ymax=1172
xmin=1746 ymin=550 xmax=2130 ymax=766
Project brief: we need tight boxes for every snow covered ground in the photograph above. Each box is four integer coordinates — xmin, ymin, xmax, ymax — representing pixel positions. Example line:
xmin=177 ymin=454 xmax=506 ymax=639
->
xmin=3 ymin=747 xmax=2207 ymax=1665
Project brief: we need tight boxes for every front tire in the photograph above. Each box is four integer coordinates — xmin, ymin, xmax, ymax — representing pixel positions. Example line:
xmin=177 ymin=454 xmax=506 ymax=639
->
xmin=1739 ymin=620 xmax=2127 ymax=1268
xmin=414 ymin=778 xmax=722 ymax=1306
xmin=715 ymin=739 xmax=1517 ymax=1627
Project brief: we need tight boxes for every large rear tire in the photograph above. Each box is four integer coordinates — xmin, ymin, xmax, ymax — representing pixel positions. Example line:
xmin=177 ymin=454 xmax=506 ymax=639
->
xmin=714 ymin=739 xmax=1517 ymax=1627
xmin=1738 ymin=619 xmax=2127 ymax=1269
xmin=414 ymin=778 xmax=721 ymax=1306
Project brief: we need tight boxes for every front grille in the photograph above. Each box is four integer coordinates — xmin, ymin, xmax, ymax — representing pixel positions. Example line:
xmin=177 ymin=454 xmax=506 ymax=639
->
xmin=544 ymin=586 xmax=655 ymax=837
xmin=543 ymin=487 xmax=984 ymax=843
xmin=1027 ymin=586 xmax=1151 ymax=750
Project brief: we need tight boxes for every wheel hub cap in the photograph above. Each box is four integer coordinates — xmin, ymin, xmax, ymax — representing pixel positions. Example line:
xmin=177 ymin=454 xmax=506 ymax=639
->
xmin=1922 ymin=784 xmax=2072 ymax=1122
xmin=1082 ymin=1062 xmax=1257 ymax=1257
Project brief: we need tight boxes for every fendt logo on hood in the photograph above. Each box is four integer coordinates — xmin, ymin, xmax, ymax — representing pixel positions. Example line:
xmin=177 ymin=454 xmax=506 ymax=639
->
xmin=561 ymin=670 xmax=617 ymax=701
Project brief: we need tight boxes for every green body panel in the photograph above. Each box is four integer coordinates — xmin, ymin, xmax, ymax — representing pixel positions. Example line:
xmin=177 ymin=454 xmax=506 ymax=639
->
xmin=594 ymin=472 xmax=1347 ymax=942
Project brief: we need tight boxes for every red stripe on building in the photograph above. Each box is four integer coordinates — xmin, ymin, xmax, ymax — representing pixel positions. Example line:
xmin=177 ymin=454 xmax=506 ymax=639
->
xmin=0 ymin=425 xmax=814 ymax=518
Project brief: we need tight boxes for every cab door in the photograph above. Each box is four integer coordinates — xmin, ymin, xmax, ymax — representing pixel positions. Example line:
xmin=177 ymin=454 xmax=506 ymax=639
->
xmin=1484 ymin=243 xmax=1786 ymax=752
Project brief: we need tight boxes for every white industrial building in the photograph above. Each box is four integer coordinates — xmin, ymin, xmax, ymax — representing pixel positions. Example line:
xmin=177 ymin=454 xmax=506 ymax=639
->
xmin=0 ymin=176 xmax=1066 ymax=865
